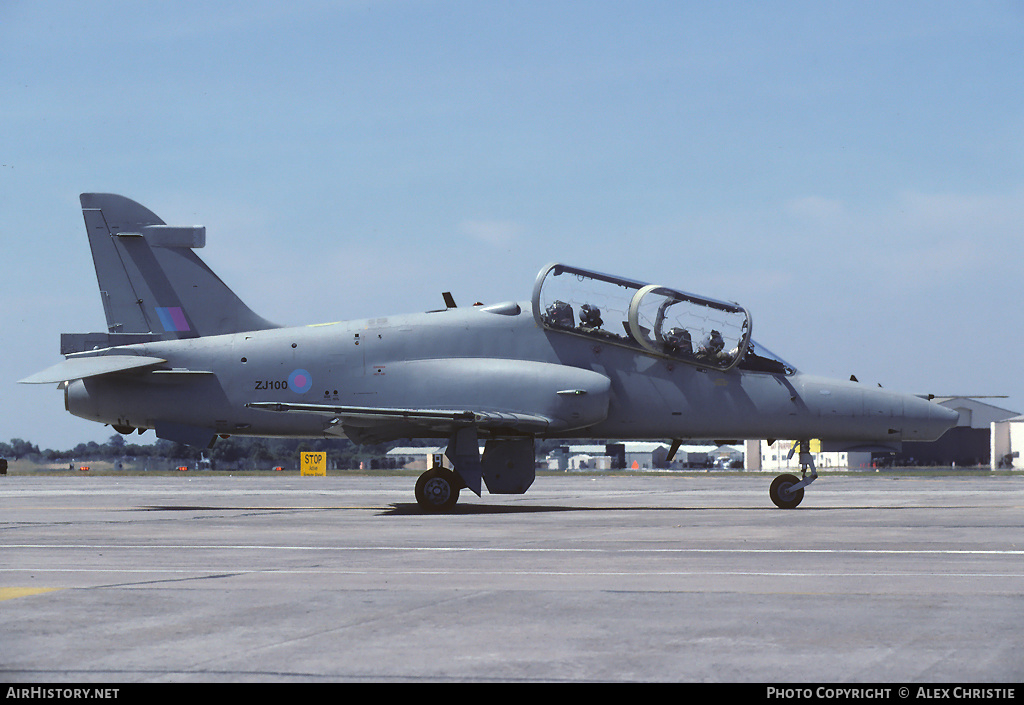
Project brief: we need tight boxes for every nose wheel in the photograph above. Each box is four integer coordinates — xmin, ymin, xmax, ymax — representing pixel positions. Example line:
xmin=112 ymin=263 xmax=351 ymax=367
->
xmin=769 ymin=473 xmax=805 ymax=509
xmin=769 ymin=439 xmax=818 ymax=509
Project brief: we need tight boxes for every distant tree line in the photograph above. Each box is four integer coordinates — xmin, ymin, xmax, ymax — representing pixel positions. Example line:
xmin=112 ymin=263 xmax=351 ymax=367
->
xmin=1 ymin=435 xmax=433 ymax=471
xmin=3 ymin=435 xmax=660 ymax=471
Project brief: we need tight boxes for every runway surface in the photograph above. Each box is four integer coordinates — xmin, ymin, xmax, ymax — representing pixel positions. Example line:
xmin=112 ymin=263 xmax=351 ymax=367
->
xmin=1 ymin=472 xmax=1022 ymax=683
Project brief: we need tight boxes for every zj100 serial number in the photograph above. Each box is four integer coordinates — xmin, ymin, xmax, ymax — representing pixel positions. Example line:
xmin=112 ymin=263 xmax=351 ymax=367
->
xmin=254 ymin=380 xmax=289 ymax=390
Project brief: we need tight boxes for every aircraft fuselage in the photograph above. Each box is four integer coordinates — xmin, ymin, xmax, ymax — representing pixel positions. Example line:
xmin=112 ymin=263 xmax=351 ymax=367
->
xmin=65 ymin=301 xmax=955 ymax=447
xmin=25 ymin=194 xmax=960 ymax=510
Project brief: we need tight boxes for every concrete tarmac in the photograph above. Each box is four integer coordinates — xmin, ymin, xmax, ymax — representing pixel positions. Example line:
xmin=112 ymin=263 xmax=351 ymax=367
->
xmin=1 ymin=472 xmax=1022 ymax=683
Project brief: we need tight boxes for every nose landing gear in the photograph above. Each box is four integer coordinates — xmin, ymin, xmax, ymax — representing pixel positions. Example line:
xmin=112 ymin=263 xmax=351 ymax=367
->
xmin=769 ymin=439 xmax=818 ymax=509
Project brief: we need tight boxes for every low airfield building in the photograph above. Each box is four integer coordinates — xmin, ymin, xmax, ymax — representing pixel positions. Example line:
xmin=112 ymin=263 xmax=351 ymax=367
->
xmin=899 ymin=397 xmax=1019 ymax=468
xmin=746 ymin=397 xmax=1020 ymax=471
xmin=386 ymin=442 xmax=733 ymax=472
xmin=385 ymin=396 xmax=1020 ymax=473
xmin=544 ymin=442 xmax=717 ymax=471
xmin=990 ymin=415 xmax=1024 ymax=469
xmin=386 ymin=446 xmax=449 ymax=471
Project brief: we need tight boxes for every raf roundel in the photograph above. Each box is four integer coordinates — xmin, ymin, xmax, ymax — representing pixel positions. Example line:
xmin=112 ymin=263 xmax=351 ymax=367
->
xmin=288 ymin=369 xmax=312 ymax=394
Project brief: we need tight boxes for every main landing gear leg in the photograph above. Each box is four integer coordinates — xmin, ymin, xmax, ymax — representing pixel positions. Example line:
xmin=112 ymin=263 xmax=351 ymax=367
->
xmin=414 ymin=427 xmax=481 ymax=513
xmin=769 ymin=439 xmax=818 ymax=509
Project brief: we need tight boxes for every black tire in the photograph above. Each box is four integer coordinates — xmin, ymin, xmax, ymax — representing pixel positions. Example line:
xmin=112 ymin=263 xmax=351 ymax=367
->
xmin=769 ymin=473 xmax=804 ymax=509
xmin=414 ymin=466 xmax=461 ymax=513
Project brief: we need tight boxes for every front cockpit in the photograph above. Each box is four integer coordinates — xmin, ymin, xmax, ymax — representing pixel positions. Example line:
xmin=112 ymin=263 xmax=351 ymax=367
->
xmin=531 ymin=263 xmax=794 ymax=375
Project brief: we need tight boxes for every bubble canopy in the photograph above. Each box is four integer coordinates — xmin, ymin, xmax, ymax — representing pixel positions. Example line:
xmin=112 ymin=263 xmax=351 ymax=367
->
xmin=532 ymin=263 xmax=794 ymax=375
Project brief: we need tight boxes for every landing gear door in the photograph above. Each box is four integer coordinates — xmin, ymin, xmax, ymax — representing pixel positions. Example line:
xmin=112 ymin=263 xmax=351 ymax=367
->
xmin=628 ymin=284 xmax=751 ymax=371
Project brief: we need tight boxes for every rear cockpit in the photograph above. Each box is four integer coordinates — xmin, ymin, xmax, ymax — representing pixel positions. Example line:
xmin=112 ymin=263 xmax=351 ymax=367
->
xmin=531 ymin=263 xmax=794 ymax=375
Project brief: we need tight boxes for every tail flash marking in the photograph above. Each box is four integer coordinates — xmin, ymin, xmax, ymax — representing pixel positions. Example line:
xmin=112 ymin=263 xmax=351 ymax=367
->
xmin=156 ymin=306 xmax=191 ymax=332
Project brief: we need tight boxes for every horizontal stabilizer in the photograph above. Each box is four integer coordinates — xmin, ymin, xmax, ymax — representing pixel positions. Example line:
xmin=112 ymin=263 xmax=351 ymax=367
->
xmin=125 ymin=225 xmax=206 ymax=249
xmin=19 ymin=355 xmax=166 ymax=384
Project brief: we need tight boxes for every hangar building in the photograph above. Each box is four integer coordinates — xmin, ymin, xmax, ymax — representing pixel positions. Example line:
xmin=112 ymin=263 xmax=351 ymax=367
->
xmin=898 ymin=397 xmax=1019 ymax=467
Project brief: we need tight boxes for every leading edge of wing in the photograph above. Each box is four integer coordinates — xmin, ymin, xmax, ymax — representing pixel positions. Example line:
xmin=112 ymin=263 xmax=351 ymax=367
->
xmin=245 ymin=401 xmax=556 ymax=433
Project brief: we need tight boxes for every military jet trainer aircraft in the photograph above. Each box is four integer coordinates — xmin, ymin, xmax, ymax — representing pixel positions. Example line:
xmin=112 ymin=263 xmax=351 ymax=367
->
xmin=21 ymin=194 xmax=958 ymax=511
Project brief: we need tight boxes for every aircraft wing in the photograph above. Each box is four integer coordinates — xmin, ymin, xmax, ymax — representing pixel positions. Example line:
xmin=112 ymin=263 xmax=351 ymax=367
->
xmin=245 ymin=401 xmax=555 ymax=438
xmin=18 ymin=355 xmax=168 ymax=384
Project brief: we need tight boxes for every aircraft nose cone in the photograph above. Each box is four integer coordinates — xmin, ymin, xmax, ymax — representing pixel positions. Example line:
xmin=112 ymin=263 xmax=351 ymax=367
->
xmin=904 ymin=398 xmax=959 ymax=441
xmin=935 ymin=402 xmax=960 ymax=429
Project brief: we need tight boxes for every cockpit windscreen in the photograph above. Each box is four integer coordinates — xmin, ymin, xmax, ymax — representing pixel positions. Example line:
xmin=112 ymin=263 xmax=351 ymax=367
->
xmin=532 ymin=264 xmax=793 ymax=375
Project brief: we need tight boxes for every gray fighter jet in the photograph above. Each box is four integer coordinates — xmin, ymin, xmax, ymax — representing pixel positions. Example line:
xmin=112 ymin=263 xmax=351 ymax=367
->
xmin=21 ymin=194 xmax=958 ymax=511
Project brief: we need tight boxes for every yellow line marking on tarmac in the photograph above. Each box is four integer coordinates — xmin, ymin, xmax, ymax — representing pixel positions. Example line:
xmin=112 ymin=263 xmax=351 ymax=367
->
xmin=0 ymin=587 xmax=62 ymax=601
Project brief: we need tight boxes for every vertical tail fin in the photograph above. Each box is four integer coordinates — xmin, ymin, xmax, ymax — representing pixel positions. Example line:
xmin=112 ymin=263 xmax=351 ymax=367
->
xmin=79 ymin=193 xmax=278 ymax=340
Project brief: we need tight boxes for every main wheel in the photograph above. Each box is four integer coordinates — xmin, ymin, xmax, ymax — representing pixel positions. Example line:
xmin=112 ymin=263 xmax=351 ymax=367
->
xmin=769 ymin=473 xmax=804 ymax=509
xmin=415 ymin=466 xmax=461 ymax=512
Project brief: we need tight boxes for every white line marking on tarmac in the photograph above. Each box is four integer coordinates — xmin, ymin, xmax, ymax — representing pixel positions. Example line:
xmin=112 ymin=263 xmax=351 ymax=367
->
xmin=4 ymin=545 xmax=1024 ymax=555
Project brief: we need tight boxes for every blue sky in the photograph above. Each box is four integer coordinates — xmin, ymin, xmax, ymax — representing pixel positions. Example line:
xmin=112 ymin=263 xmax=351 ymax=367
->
xmin=3 ymin=1 xmax=1022 ymax=450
